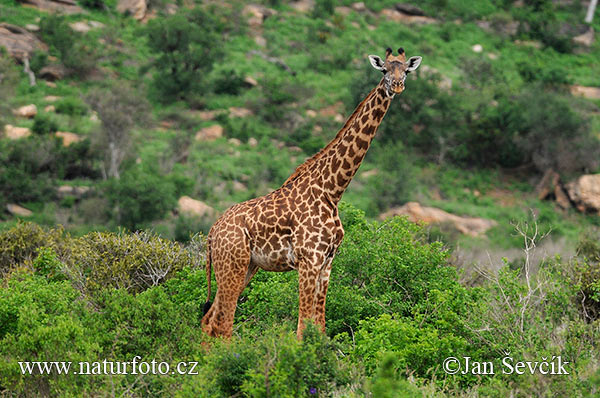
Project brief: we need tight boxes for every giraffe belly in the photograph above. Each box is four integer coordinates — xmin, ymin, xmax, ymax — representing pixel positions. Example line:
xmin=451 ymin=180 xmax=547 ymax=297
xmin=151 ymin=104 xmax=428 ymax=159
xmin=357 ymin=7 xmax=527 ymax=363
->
xmin=250 ymin=245 xmax=296 ymax=272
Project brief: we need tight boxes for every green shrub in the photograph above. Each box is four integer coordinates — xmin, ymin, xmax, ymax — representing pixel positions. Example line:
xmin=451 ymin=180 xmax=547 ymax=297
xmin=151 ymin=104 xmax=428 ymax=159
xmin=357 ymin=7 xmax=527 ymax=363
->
xmin=0 ymin=222 xmax=68 ymax=277
xmin=145 ymin=7 xmax=231 ymax=103
xmin=105 ymin=166 xmax=177 ymax=230
xmin=353 ymin=313 xmax=470 ymax=377
xmin=55 ymin=98 xmax=88 ymax=116
xmin=64 ymin=230 xmax=202 ymax=295
xmin=32 ymin=113 xmax=59 ymax=135
xmin=212 ymin=69 xmax=247 ymax=95
xmin=0 ymin=272 xmax=99 ymax=396
xmin=38 ymin=15 xmax=97 ymax=78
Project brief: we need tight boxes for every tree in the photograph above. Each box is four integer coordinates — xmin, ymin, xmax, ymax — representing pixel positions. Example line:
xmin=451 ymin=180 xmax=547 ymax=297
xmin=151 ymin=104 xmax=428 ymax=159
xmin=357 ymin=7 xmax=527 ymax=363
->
xmin=85 ymin=83 xmax=150 ymax=179
xmin=145 ymin=7 xmax=226 ymax=103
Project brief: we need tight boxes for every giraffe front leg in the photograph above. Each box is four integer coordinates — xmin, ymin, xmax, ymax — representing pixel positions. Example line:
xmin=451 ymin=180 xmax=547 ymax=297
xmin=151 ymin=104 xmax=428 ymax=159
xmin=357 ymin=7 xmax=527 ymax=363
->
xmin=314 ymin=256 xmax=334 ymax=334
xmin=296 ymin=254 xmax=322 ymax=339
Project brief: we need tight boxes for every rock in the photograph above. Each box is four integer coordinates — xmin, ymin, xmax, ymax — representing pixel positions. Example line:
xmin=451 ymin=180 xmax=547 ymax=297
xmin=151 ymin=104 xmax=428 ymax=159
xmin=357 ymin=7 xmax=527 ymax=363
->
xmin=243 ymin=4 xmax=277 ymax=28
xmin=352 ymin=2 xmax=367 ymax=12
xmin=394 ymin=3 xmax=426 ymax=16
xmin=319 ymin=101 xmax=343 ymax=117
xmin=487 ymin=52 xmax=499 ymax=60
xmin=117 ymin=0 xmax=147 ymax=21
xmin=379 ymin=202 xmax=497 ymax=237
xmin=232 ymin=181 xmax=247 ymax=192
xmin=18 ymin=0 xmax=84 ymax=14
xmin=569 ymin=85 xmax=600 ymax=100
xmin=254 ymin=36 xmax=267 ymax=47
xmin=334 ymin=6 xmax=353 ymax=16
xmin=3 ymin=125 xmax=31 ymax=139
xmin=55 ymin=131 xmax=82 ymax=147
xmin=248 ymin=137 xmax=258 ymax=147
xmin=566 ymin=174 xmax=600 ymax=214
xmin=243 ymin=76 xmax=258 ymax=87
xmin=306 ymin=109 xmax=317 ymax=118
xmin=196 ymin=110 xmax=217 ymax=121
xmin=290 ymin=0 xmax=314 ymax=13
xmin=39 ymin=64 xmax=67 ymax=81
xmin=195 ymin=125 xmax=223 ymax=141
xmin=573 ymin=27 xmax=594 ymax=47
xmin=0 ymin=23 xmax=48 ymax=62
xmin=177 ymin=196 xmax=214 ymax=218
xmin=6 ymin=204 xmax=33 ymax=217
xmin=228 ymin=107 xmax=253 ymax=118
xmin=70 ymin=21 xmax=91 ymax=33
xmin=536 ymin=169 xmax=571 ymax=209
xmin=44 ymin=95 xmax=61 ymax=102
xmin=288 ymin=146 xmax=303 ymax=153
xmin=57 ymin=185 xmax=90 ymax=199
xmin=25 ymin=24 xmax=39 ymax=31
xmin=45 ymin=81 xmax=57 ymax=88
xmin=380 ymin=8 xmax=436 ymax=24
xmin=89 ymin=21 xmax=105 ymax=29
xmin=44 ymin=105 xmax=55 ymax=112
xmin=12 ymin=104 xmax=37 ymax=118
xmin=472 ymin=44 xmax=483 ymax=53
xmin=334 ymin=113 xmax=344 ymax=123
xmin=228 ymin=137 xmax=242 ymax=146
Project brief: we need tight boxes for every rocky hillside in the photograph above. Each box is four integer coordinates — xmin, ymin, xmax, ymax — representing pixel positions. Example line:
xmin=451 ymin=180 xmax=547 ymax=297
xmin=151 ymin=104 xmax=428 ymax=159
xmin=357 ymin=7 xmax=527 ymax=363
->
xmin=1 ymin=0 xmax=599 ymax=255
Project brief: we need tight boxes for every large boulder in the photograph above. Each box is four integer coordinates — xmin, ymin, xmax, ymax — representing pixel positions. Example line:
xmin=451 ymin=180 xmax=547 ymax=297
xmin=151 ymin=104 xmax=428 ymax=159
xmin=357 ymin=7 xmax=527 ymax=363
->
xmin=3 ymin=125 xmax=31 ymax=139
xmin=195 ymin=125 xmax=223 ymax=141
xmin=39 ymin=64 xmax=67 ymax=81
xmin=117 ymin=0 xmax=147 ymax=21
xmin=6 ymin=204 xmax=33 ymax=217
xmin=12 ymin=104 xmax=37 ymax=118
xmin=569 ymin=85 xmax=600 ymax=100
xmin=566 ymin=174 xmax=600 ymax=214
xmin=379 ymin=202 xmax=497 ymax=237
xmin=177 ymin=196 xmax=214 ymax=218
xmin=18 ymin=0 xmax=84 ymax=14
xmin=55 ymin=131 xmax=82 ymax=146
xmin=0 ymin=23 xmax=47 ymax=62
xmin=243 ymin=4 xmax=277 ymax=29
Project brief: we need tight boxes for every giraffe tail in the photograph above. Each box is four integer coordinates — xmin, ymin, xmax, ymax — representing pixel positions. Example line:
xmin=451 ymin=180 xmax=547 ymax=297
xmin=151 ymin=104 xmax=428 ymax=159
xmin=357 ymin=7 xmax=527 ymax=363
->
xmin=203 ymin=239 xmax=213 ymax=315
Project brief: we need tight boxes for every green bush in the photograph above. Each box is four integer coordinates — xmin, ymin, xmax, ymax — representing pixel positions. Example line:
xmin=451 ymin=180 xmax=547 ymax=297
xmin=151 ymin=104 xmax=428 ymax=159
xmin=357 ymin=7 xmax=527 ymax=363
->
xmin=105 ymin=166 xmax=177 ymax=230
xmin=64 ymin=230 xmax=203 ymax=295
xmin=55 ymin=98 xmax=88 ymax=116
xmin=145 ymin=7 xmax=231 ymax=103
xmin=32 ymin=113 xmax=59 ymax=135
xmin=38 ymin=15 xmax=97 ymax=78
xmin=0 ymin=272 xmax=99 ymax=396
xmin=0 ymin=222 xmax=67 ymax=277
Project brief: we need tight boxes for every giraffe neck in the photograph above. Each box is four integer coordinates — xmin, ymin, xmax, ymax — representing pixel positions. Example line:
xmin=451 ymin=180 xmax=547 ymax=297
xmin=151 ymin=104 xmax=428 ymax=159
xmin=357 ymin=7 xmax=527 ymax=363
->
xmin=288 ymin=78 xmax=393 ymax=204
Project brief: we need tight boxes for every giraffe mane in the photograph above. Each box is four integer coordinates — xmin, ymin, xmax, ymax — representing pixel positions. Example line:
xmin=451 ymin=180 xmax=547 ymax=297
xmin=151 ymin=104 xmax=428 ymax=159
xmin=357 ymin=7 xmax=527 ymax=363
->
xmin=281 ymin=78 xmax=383 ymax=187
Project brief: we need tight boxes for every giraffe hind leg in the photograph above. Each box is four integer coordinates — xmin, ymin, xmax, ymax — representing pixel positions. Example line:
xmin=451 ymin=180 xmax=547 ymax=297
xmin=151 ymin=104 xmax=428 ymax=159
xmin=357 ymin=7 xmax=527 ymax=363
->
xmin=201 ymin=234 xmax=251 ymax=338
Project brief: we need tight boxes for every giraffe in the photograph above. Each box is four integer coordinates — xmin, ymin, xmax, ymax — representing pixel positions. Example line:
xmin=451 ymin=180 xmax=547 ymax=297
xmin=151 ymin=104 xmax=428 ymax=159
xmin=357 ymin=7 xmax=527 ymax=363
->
xmin=201 ymin=47 xmax=422 ymax=339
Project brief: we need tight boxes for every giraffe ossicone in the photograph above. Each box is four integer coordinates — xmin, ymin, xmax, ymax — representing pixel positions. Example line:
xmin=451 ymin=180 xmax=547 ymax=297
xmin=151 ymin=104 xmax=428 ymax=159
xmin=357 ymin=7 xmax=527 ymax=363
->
xmin=201 ymin=47 xmax=422 ymax=339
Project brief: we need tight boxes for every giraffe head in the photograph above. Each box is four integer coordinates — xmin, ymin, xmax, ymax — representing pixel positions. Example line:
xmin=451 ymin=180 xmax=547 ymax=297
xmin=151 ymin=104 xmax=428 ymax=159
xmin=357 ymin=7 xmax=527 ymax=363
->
xmin=368 ymin=47 xmax=422 ymax=95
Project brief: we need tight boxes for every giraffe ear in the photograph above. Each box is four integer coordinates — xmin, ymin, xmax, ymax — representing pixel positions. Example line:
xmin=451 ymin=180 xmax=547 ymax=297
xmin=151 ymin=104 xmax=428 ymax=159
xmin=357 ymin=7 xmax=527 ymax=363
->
xmin=406 ymin=56 xmax=422 ymax=72
xmin=368 ymin=55 xmax=386 ymax=72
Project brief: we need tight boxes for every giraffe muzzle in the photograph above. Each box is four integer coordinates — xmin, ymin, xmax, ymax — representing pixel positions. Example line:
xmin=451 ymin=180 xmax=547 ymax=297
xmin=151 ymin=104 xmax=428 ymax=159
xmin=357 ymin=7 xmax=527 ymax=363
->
xmin=392 ymin=83 xmax=404 ymax=94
